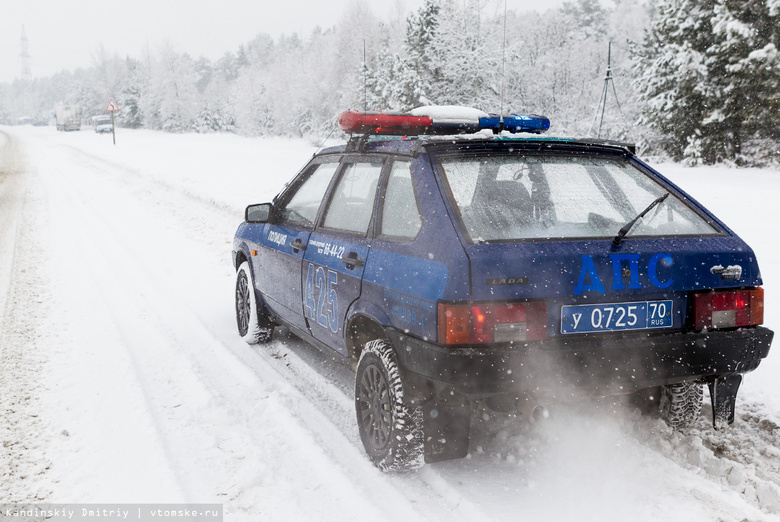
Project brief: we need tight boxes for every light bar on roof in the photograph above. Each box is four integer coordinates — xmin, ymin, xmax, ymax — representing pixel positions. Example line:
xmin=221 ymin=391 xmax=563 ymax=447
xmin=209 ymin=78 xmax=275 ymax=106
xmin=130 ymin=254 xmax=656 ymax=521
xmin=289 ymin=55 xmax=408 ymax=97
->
xmin=338 ymin=106 xmax=550 ymax=136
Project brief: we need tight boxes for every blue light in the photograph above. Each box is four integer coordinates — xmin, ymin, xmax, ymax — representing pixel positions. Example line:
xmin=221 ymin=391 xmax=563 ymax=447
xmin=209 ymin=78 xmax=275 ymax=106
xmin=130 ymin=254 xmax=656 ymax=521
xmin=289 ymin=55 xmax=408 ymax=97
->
xmin=478 ymin=114 xmax=551 ymax=134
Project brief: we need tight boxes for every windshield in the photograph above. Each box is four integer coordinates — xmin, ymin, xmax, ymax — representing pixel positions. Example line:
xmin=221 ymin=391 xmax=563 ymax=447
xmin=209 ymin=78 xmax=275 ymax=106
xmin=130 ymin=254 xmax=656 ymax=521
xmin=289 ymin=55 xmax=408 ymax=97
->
xmin=436 ymin=153 xmax=721 ymax=243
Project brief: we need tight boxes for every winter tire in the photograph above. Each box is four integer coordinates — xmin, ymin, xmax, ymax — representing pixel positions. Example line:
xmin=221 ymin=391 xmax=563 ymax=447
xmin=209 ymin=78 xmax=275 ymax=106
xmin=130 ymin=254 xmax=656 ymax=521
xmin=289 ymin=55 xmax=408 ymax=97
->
xmin=235 ymin=261 xmax=274 ymax=344
xmin=659 ymin=381 xmax=703 ymax=431
xmin=355 ymin=339 xmax=424 ymax=472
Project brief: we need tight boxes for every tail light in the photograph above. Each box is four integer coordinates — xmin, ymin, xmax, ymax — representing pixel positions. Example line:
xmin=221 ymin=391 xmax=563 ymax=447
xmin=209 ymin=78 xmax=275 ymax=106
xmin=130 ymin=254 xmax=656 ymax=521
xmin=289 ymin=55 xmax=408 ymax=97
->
xmin=692 ymin=287 xmax=764 ymax=330
xmin=438 ymin=301 xmax=547 ymax=345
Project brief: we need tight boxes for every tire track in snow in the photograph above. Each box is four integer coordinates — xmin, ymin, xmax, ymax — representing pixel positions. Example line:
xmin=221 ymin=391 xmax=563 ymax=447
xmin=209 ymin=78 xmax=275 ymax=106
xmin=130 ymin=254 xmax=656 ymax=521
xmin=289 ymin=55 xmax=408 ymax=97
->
xmin=0 ymin=131 xmax=22 ymax=314
xmin=0 ymin=130 xmax=55 ymax=502
xmin=60 ymin=143 xmax=245 ymax=217
xmin=34 ymin=140 xmax=465 ymax=520
xmin=39 ymin=152 xmax=193 ymax=503
xmin=55 ymin=135 xmax=492 ymax=521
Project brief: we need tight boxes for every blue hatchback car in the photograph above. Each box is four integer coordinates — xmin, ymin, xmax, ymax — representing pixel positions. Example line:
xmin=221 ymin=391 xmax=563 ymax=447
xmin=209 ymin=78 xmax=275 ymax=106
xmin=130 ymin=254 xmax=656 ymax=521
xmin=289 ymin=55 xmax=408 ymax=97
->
xmin=233 ymin=107 xmax=773 ymax=471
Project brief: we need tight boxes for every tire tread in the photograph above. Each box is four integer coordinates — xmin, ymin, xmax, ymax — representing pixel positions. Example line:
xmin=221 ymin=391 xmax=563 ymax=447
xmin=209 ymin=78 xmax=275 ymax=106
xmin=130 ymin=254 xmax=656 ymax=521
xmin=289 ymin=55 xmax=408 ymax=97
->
xmin=660 ymin=382 xmax=703 ymax=431
xmin=356 ymin=339 xmax=424 ymax=472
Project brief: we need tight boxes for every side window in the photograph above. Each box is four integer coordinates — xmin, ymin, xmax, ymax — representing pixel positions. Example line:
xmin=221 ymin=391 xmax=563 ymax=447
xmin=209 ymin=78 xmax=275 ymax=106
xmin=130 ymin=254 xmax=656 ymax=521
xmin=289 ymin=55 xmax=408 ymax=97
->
xmin=279 ymin=163 xmax=339 ymax=228
xmin=380 ymin=161 xmax=422 ymax=240
xmin=321 ymin=162 xmax=383 ymax=236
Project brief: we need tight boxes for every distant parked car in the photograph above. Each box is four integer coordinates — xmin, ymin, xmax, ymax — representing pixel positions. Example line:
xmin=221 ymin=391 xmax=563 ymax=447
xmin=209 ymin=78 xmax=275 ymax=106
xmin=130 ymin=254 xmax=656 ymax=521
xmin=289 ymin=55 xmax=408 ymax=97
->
xmin=92 ymin=115 xmax=112 ymax=134
xmin=232 ymin=106 xmax=773 ymax=471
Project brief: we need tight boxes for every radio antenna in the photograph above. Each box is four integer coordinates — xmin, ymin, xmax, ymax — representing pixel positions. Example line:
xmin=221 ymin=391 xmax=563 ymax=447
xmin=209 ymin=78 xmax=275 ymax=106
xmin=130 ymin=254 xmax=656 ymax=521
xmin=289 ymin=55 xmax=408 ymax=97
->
xmin=363 ymin=40 xmax=367 ymax=126
xmin=589 ymin=41 xmax=632 ymax=139
xmin=499 ymin=0 xmax=508 ymax=130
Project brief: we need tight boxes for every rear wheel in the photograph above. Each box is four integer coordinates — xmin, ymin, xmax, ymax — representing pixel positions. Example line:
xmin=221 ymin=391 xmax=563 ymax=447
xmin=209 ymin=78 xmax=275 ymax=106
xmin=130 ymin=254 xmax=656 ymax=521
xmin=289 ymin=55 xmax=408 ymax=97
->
xmin=355 ymin=339 xmax=424 ymax=472
xmin=235 ymin=261 xmax=274 ymax=344
xmin=659 ymin=382 xmax=703 ymax=431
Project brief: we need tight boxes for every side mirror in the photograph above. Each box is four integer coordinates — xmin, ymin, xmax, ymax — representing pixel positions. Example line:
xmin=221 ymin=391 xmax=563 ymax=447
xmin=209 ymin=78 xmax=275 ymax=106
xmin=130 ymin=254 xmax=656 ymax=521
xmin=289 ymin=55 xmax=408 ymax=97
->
xmin=245 ymin=203 xmax=272 ymax=223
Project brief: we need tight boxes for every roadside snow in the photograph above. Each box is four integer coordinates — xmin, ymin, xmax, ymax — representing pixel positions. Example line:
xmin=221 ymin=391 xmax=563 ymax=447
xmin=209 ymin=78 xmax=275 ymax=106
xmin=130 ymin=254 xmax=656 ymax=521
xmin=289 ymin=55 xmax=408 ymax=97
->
xmin=1 ymin=126 xmax=778 ymax=521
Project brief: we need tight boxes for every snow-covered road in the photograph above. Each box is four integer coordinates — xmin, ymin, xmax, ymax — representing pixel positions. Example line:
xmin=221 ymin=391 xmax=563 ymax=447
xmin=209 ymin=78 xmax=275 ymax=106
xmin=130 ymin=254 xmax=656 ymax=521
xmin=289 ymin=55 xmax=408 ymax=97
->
xmin=1 ymin=126 xmax=779 ymax=521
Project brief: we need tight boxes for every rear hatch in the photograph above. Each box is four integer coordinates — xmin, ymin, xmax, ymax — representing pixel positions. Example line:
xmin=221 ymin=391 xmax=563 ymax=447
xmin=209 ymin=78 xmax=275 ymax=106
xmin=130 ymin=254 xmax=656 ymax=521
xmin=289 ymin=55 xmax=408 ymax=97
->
xmin=431 ymin=141 xmax=763 ymax=339
xmin=465 ymin=236 xmax=761 ymax=337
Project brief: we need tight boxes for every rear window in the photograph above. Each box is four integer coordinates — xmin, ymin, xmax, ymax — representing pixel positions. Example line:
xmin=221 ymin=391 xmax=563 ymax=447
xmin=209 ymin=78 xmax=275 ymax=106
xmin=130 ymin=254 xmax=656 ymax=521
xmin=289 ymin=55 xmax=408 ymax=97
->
xmin=436 ymin=153 xmax=721 ymax=242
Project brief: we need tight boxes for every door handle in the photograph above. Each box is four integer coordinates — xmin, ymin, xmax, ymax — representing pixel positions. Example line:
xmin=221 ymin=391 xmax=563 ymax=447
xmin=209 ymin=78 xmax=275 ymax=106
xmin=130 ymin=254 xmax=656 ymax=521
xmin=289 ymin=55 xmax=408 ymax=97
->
xmin=342 ymin=252 xmax=364 ymax=269
xmin=290 ymin=238 xmax=306 ymax=252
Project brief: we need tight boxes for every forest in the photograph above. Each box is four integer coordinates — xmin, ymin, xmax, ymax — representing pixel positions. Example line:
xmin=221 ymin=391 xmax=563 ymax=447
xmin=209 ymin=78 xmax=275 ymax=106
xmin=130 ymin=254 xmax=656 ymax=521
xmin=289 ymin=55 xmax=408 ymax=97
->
xmin=1 ymin=0 xmax=777 ymax=165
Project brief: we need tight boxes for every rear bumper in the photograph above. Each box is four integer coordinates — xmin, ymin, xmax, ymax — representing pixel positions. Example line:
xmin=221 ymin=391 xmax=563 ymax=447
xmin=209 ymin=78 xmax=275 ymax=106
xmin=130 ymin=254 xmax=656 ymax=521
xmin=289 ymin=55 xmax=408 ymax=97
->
xmin=390 ymin=326 xmax=773 ymax=400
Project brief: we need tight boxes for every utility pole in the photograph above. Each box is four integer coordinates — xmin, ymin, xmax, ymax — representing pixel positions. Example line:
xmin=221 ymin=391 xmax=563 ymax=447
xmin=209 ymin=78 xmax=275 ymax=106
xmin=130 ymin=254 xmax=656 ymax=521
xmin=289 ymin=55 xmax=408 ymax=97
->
xmin=20 ymin=26 xmax=32 ymax=83
xmin=20 ymin=26 xmax=33 ymax=119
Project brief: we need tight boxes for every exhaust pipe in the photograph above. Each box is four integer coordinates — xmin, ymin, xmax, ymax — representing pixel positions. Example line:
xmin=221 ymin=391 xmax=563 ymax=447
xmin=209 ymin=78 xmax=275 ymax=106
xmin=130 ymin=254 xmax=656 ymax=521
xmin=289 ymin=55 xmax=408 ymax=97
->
xmin=516 ymin=396 xmax=549 ymax=423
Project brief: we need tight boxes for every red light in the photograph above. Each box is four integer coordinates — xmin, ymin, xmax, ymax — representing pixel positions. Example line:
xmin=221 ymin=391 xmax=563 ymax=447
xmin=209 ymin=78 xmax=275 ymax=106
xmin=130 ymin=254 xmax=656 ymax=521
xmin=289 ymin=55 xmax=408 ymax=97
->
xmin=525 ymin=301 xmax=549 ymax=341
xmin=438 ymin=302 xmax=547 ymax=344
xmin=494 ymin=304 xmax=525 ymax=324
xmin=692 ymin=288 xmax=764 ymax=330
xmin=338 ymin=110 xmax=433 ymax=135
xmin=470 ymin=305 xmax=493 ymax=343
xmin=712 ymin=292 xmax=734 ymax=311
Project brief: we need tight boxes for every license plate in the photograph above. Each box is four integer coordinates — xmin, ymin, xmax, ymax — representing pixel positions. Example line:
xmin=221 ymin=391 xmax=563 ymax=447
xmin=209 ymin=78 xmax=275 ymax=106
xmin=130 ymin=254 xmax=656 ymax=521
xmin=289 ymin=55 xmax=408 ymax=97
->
xmin=560 ymin=300 xmax=673 ymax=334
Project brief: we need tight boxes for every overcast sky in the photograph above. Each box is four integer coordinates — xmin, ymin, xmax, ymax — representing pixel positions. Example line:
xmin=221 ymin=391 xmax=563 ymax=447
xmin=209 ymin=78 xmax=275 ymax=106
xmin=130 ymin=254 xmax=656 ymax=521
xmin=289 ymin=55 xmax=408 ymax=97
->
xmin=0 ymin=0 xmax=569 ymax=85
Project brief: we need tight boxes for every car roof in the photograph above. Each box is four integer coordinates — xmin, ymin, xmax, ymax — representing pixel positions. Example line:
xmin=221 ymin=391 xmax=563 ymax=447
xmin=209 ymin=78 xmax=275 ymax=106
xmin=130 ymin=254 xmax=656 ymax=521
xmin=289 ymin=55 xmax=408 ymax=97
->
xmin=319 ymin=135 xmax=637 ymax=157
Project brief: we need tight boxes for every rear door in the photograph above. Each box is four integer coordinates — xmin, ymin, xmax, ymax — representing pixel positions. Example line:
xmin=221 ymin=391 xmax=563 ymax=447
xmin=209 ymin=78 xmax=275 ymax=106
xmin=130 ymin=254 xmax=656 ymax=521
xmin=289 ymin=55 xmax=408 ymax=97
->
xmin=303 ymin=158 xmax=385 ymax=354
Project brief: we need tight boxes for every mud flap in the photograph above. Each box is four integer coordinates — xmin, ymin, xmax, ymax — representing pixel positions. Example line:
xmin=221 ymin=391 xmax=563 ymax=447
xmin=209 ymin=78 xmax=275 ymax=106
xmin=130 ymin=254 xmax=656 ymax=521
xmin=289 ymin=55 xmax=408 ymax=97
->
xmin=708 ymin=374 xmax=742 ymax=430
xmin=422 ymin=400 xmax=471 ymax=463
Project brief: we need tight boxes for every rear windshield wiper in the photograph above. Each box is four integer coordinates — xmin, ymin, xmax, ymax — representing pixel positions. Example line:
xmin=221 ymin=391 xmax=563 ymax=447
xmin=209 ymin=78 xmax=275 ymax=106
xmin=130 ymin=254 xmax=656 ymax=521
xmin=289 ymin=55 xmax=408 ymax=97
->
xmin=612 ymin=192 xmax=670 ymax=246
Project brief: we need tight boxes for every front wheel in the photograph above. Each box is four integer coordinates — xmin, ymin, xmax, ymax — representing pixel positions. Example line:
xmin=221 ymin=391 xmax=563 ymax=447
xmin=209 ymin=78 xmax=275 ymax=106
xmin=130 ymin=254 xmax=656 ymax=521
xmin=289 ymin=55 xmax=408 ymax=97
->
xmin=355 ymin=339 xmax=424 ymax=472
xmin=659 ymin=381 xmax=703 ymax=431
xmin=235 ymin=261 xmax=274 ymax=344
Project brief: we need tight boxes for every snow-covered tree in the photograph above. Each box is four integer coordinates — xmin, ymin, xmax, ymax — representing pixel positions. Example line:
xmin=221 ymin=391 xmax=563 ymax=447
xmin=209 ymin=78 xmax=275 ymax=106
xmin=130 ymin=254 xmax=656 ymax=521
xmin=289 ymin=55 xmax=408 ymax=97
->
xmin=634 ymin=0 xmax=779 ymax=164
xmin=141 ymin=43 xmax=198 ymax=132
xmin=405 ymin=0 xmax=442 ymax=106
xmin=705 ymin=0 xmax=780 ymax=163
xmin=561 ymin=0 xmax=609 ymax=40
xmin=0 ymin=0 xmax=665 ymax=152
xmin=116 ymin=57 xmax=145 ymax=128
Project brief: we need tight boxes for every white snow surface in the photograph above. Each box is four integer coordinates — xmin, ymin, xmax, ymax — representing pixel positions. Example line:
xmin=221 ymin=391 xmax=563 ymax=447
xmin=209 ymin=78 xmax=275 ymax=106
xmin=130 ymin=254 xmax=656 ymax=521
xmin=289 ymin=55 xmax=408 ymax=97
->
xmin=1 ymin=126 xmax=779 ymax=521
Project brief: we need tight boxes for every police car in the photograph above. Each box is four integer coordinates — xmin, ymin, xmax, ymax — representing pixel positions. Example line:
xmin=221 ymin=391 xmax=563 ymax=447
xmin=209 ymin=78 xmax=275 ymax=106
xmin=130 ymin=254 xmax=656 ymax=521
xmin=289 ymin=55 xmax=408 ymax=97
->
xmin=232 ymin=106 xmax=774 ymax=471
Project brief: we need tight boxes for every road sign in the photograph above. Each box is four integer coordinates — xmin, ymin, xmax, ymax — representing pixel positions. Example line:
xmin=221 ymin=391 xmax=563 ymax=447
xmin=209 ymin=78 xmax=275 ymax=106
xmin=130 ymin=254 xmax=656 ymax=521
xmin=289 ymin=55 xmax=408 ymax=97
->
xmin=105 ymin=99 xmax=120 ymax=145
